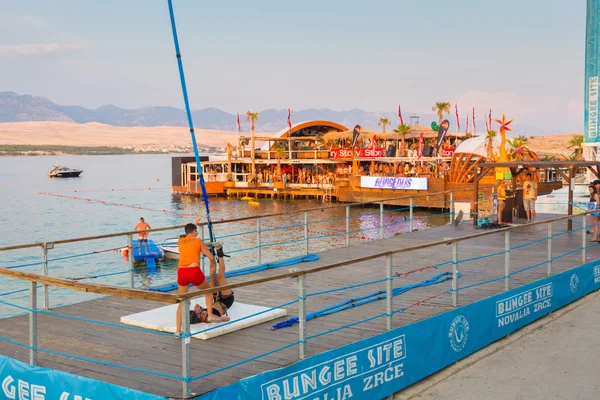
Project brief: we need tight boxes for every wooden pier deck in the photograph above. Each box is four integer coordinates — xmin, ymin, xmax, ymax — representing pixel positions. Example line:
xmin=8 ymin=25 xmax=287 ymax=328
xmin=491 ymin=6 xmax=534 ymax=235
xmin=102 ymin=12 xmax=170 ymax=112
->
xmin=0 ymin=214 xmax=594 ymax=398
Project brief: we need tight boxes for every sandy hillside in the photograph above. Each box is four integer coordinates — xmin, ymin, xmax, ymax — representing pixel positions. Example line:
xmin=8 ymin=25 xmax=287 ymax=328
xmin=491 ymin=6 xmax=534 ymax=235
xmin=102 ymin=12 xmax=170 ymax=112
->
xmin=0 ymin=121 xmax=583 ymax=157
xmin=0 ymin=122 xmax=248 ymax=149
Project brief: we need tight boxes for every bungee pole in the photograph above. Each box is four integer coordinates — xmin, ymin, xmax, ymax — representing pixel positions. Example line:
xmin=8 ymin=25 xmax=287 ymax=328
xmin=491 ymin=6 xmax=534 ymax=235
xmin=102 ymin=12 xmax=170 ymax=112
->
xmin=166 ymin=0 xmax=216 ymax=250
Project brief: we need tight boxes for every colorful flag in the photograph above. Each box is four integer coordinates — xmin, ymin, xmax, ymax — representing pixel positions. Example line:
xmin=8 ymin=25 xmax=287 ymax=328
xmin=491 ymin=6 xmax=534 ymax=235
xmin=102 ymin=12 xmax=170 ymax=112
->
xmin=489 ymin=109 xmax=492 ymax=132
xmin=466 ymin=113 xmax=469 ymax=135
xmin=236 ymin=112 xmax=240 ymax=132
xmin=352 ymin=125 xmax=361 ymax=148
xmin=484 ymin=114 xmax=489 ymax=132
xmin=472 ymin=107 xmax=476 ymax=135
xmin=287 ymin=108 xmax=292 ymax=130
xmin=455 ymin=103 xmax=460 ymax=130
xmin=398 ymin=104 xmax=404 ymax=125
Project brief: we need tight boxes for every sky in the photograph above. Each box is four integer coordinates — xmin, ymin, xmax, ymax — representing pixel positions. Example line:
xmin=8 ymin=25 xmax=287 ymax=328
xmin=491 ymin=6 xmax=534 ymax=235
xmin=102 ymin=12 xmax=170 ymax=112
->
xmin=0 ymin=0 xmax=587 ymax=132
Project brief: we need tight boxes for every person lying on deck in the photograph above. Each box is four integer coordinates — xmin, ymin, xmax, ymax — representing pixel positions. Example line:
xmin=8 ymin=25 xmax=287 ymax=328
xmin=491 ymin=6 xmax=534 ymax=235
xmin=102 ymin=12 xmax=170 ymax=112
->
xmin=188 ymin=243 xmax=234 ymax=323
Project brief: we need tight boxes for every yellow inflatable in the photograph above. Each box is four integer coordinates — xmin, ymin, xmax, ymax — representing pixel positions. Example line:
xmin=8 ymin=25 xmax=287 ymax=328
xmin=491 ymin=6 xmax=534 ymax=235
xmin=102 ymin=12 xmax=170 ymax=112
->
xmin=248 ymin=201 xmax=260 ymax=206
xmin=241 ymin=196 xmax=254 ymax=201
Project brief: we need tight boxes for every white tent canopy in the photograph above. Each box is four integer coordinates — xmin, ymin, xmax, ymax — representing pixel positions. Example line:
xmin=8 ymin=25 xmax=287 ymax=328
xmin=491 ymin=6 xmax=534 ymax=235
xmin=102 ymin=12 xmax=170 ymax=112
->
xmin=455 ymin=135 xmax=502 ymax=158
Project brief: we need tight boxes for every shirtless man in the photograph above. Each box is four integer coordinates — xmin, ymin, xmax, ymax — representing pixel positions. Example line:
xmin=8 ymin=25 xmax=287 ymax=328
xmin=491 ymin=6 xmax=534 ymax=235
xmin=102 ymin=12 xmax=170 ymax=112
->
xmin=175 ymin=216 xmax=226 ymax=335
xmin=134 ymin=217 xmax=151 ymax=255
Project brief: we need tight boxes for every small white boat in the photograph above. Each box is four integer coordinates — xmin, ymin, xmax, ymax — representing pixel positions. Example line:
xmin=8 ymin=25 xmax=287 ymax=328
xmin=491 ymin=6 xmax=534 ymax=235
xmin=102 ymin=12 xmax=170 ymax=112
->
xmin=159 ymin=238 xmax=180 ymax=259
xmin=48 ymin=165 xmax=83 ymax=178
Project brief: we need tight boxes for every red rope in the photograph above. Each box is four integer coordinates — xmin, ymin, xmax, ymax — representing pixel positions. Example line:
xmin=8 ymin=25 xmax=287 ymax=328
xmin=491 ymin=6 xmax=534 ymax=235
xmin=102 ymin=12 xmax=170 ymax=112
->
xmin=402 ymin=291 xmax=448 ymax=310
xmin=395 ymin=265 xmax=437 ymax=278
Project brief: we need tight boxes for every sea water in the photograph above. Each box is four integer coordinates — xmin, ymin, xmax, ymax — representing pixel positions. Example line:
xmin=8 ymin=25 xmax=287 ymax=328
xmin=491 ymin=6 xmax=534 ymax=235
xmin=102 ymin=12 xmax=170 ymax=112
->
xmin=0 ymin=154 xmax=447 ymax=318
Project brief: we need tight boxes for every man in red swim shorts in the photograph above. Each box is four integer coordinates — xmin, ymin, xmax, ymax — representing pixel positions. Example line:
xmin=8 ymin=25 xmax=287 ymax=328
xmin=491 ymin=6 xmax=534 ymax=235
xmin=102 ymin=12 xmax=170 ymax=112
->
xmin=175 ymin=217 xmax=226 ymax=335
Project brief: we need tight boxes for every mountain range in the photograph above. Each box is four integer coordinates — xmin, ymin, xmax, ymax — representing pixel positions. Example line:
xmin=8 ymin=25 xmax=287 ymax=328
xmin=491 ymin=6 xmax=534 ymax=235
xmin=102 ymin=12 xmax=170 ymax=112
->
xmin=0 ymin=91 xmax=549 ymax=135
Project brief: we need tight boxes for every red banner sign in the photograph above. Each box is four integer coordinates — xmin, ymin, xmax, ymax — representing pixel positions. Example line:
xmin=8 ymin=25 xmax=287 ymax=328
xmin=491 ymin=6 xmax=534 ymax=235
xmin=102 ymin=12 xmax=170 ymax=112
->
xmin=330 ymin=148 xmax=385 ymax=159
xmin=441 ymin=147 xmax=456 ymax=158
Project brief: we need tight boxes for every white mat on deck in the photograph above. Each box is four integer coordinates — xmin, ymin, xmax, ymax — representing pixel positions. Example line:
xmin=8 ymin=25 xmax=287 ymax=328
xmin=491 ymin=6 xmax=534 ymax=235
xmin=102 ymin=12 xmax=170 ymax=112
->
xmin=120 ymin=300 xmax=287 ymax=340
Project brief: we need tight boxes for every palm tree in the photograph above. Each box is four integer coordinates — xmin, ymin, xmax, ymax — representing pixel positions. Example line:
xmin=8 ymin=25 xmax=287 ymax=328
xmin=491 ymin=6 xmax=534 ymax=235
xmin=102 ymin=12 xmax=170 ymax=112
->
xmin=378 ymin=117 xmax=391 ymax=134
xmin=540 ymin=154 xmax=555 ymax=161
xmin=568 ymin=135 xmax=584 ymax=160
xmin=246 ymin=110 xmax=259 ymax=175
xmin=393 ymin=124 xmax=412 ymax=157
xmin=485 ymin=129 xmax=497 ymax=161
xmin=432 ymin=102 xmax=451 ymax=124
xmin=275 ymin=144 xmax=286 ymax=178
xmin=515 ymin=135 xmax=529 ymax=145
xmin=225 ymin=142 xmax=233 ymax=181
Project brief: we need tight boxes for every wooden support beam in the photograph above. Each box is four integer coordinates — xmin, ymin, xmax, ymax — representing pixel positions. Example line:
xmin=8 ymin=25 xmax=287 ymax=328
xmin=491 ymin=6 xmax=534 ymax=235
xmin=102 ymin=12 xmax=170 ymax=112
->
xmin=568 ymin=166 xmax=574 ymax=231
xmin=586 ymin=165 xmax=600 ymax=178
xmin=554 ymin=167 xmax=569 ymax=183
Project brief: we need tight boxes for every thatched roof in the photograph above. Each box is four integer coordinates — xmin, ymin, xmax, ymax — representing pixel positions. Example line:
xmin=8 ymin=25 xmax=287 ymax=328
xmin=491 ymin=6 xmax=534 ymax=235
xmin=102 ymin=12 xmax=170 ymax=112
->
xmin=322 ymin=129 xmax=379 ymax=143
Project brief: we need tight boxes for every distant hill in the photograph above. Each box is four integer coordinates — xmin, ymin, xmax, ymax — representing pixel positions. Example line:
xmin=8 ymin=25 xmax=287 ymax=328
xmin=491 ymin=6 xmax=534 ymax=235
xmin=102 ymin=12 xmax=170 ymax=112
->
xmin=0 ymin=91 xmax=549 ymax=135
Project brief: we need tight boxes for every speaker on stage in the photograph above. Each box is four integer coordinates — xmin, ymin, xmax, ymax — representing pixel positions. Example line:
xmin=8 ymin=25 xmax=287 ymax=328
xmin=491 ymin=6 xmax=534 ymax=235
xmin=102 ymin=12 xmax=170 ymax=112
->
xmin=422 ymin=144 xmax=434 ymax=157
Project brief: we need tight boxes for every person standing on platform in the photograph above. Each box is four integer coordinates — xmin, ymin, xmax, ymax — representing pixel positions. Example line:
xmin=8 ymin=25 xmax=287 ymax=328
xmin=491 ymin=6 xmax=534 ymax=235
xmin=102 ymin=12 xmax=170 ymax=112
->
xmin=589 ymin=185 xmax=600 ymax=242
xmin=134 ymin=217 xmax=151 ymax=255
xmin=497 ymin=180 xmax=507 ymax=224
xmin=522 ymin=173 xmax=538 ymax=222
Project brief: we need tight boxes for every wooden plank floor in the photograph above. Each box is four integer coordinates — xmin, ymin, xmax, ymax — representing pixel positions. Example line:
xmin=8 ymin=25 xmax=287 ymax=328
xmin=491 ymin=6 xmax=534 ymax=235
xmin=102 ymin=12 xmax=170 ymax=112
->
xmin=0 ymin=214 xmax=594 ymax=398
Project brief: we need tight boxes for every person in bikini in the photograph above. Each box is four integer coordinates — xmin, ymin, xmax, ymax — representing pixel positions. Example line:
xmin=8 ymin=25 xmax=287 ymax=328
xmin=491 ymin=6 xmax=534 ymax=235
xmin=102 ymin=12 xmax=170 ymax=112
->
xmin=175 ymin=216 xmax=227 ymax=336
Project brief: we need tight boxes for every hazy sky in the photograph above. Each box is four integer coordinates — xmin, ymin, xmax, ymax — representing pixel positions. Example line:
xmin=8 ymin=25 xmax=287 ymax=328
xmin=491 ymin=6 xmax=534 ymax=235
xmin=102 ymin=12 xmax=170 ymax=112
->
xmin=0 ymin=0 xmax=587 ymax=131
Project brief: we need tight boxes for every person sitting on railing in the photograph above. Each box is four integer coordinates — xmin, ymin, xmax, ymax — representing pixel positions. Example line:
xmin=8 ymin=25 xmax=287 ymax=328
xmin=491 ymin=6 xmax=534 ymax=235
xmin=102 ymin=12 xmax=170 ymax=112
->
xmin=175 ymin=216 xmax=227 ymax=335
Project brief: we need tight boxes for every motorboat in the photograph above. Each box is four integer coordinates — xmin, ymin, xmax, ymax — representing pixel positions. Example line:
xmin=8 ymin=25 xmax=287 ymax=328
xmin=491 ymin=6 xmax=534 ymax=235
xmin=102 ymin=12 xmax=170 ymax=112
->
xmin=159 ymin=237 xmax=180 ymax=260
xmin=48 ymin=165 xmax=83 ymax=178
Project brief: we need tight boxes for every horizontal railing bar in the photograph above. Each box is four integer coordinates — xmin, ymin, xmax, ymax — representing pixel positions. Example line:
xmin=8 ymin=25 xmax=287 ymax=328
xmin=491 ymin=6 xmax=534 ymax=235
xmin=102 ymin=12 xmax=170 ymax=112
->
xmin=0 ymin=268 xmax=179 ymax=304
xmin=179 ymin=212 xmax=590 ymax=300
xmin=0 ymin=186 xmax=487 ymax=251
xmin=0 ymin=211 xmax=588 ymax=303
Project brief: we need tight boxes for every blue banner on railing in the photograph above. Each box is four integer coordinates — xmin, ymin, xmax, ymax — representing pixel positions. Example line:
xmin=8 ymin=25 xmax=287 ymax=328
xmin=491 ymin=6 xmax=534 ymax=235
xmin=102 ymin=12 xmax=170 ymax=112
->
xmin=0 ymin=355 xmax=164 ymax=400
xmin=199 ymin=260 xmax=600 ymax=400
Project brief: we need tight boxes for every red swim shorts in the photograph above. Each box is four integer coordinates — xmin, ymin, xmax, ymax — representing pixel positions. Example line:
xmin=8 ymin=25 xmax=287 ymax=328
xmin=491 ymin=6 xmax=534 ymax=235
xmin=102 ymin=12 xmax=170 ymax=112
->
xmin=177 ymin=267 xmax=206 ymax=287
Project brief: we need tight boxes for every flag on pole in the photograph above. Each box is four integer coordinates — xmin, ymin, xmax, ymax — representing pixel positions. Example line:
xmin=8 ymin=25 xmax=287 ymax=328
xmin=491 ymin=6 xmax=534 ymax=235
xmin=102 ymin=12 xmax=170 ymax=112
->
xmin=484 ymin=114 xmax=489 ymax=132
xmin=472 ymin=107 xmax=476 ymax=135
xmin=455 ymin=103 xmax=460 ymax=130
xmin=398 ymin=104 xmax=404 ymax=125
xmin=466 ymin=113 xmax=469 ymax=135
xmin=236 ymin=112 xmax=241 ymax=132
xmin=352 ymin=125 xmax=362 ymax=148
xmin=489 ymin=109 xmax=492 ymax=132
xmin=287 ymin=108 xmax=292 ymax=129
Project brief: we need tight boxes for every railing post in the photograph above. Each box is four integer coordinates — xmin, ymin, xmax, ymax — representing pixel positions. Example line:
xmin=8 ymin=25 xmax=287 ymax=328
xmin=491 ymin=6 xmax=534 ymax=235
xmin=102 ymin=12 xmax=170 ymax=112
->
xmin=181 ymin=299 xmax=191 ymax=398
xmin=127 ymin=234 xmax=135 ymax=289
xmin=29 ymin=281 xmax=37 ymax=366
xmin=304 ymin=212 xmax=309 ymax=255
xmin=452 ymin=241 xmax=458 ymax=307
xmin=345 ymin=206 xmax=350 ymax=247
xmin=298 ymin=274 xmax=307 ymax=359
xmin=547 ymin=223 xmax=553 ymax=276
xmin=504 ymin=231 xmax=510 ymax=291
xmin=200 ymin=225 xmax=205 ymax=275
xmin=41 ymin=243 xmax=49 ymax=310
xmin=386 ymin=254 xmax=393 ymax=331
xmin=449 ymin=192 xmax=454 ymax=224
xmin=582 ymin=214 xmax=587 ymax=264
xmin=256 ymin=217 xmax=262 ymax=265
xmin=409 ymin=198 xmax=414 ymax=233
xmin=380 ymin=201 xmax=385 ymax=239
